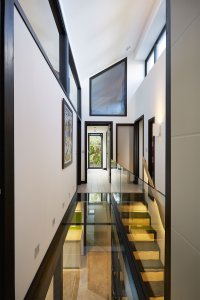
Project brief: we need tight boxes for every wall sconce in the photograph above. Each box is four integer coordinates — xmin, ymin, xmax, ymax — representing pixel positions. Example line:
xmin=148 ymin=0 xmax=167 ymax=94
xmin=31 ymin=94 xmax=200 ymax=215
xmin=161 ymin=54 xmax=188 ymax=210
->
xmin=153 ymin=123 xmax=161 ymax=137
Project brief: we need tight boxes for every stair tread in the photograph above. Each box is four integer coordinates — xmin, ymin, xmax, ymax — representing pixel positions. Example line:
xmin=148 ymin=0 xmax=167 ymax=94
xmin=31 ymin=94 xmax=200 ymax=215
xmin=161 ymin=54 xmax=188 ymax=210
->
xmin=149 ymin=297 xmax=164 ymax=300
xmin=131 ymin=241 xmax=160 ymax=252
xmin=134 ymin=250 xmax=159 ymax=260
xmin=127 ymin=232 xmax=155 ymax=242
xmin=138 ymin=259 xmax=164 ymax=271
xmin=145 ymin=281 xmax=164 ymax=298
xmin=122 ymin=218 xmax=150 ymax=226
xmin=124 ymin=225 xmax=156 ymax=233
xmin=121 ymin=212 xmax=151 ymax=219
xmin=141 ymin=271 xmax=164 ymax=282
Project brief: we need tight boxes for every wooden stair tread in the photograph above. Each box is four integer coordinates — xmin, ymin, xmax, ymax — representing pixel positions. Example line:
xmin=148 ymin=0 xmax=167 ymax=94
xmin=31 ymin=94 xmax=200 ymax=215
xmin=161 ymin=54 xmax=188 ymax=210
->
xmin=124 ymin=225 xmax=156 ymax=233
xmin=134 ymin=250 xmax=159 ymax=260
xmin=141 ymin=271 xmax=164 ymax=282
xmin=119 ymin=193 xmax=145 ymax=202
xmin=131 ymin=241 xmax=160 ymax=252
xmin=145 ymin=281 xmax=164 ymax=298
xmin=121 ymin=211 xmax=151 ymax=219
xmin=122 ymin=218 xmax=150 ymax=226
xmin=149 ymin=297 xmax=164 ymax=300
xmin=118 ymin=203 xmax=147 ymax=212
xmin=137 ymin=259 xmax=164 ymax=272
xmin=127 ymin=232 xmax=155 ymax=242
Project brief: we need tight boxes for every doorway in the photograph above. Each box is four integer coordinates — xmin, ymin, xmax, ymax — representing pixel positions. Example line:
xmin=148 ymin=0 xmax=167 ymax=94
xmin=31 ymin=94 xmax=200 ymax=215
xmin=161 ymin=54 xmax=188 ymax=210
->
xmin=134 ymin=115 xmax=144 ymax=181
xmin=148 ymin=117 xmax=155 ymax=184
xmin=85 ymin=121 xmax=113 ymax=183
xmin=116 ymin=123 xmax=134 ymax=172
xmin=88 ymin=133 xmax=103 ymax=169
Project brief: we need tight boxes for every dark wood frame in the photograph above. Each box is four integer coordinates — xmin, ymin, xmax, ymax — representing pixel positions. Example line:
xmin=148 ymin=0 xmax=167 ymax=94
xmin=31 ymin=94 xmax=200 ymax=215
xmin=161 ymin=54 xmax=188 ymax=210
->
xmin=133 ymin=115 xmax=144 ymax=182
xmin=88 ymin=133 xmax=103 ymax=169
xmin=116 ymin=123 xmax=134 ymax=172
xmin=148 ymin=117 xmax=155 ymax=183
xmin=62 ymin=99 xmax=73 ymax=169
xmin=145 ymin=25 xmax=166 ymax=76
xmin=89 ymin=58 xmax=127 ymax=116
xmin=0 ymin=0 xmax=15 ymax=298
xmin=77 ymin=117 xmax=81 ymax=185
xmin=84 ymin=121 xmax=113 ymax=183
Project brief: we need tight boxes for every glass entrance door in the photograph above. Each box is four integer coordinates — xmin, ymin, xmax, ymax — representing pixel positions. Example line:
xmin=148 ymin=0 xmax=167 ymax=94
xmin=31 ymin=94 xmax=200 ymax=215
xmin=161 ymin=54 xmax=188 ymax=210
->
xmin=88 ymin=133 xmax=103 ymax=169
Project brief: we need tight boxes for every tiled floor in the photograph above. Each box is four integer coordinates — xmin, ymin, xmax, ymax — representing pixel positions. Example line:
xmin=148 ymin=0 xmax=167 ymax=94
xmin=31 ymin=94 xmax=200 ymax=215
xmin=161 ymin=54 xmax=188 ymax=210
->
xmin=78 ymin=169 xmax=143 ymax=193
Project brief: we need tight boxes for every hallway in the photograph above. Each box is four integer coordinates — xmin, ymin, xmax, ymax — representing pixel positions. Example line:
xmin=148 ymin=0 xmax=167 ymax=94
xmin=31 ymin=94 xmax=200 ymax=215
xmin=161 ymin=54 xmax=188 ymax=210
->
xmin=78 ymin=169 xmax=144 ymax=194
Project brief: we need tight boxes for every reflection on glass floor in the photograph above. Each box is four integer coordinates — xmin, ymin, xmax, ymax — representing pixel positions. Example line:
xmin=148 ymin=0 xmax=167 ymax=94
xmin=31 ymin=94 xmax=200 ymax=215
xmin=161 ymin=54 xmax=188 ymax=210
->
xmin=63 ymin=193 xmax=112 ymax=300
xmin=63 ymin=224 xmax=112 ymax=300
xmin=61 ymin=193 xmax=135 ymax=300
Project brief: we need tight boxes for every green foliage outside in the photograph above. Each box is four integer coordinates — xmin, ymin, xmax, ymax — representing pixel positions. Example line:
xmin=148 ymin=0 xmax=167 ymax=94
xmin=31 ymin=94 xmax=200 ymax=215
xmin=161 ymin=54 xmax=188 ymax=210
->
xmin=89 ymin=135 xmax=102 ymax=167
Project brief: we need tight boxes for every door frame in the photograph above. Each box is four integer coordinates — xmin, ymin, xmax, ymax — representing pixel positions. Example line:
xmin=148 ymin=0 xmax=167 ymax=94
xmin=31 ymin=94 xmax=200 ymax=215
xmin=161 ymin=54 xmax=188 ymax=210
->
xmin=116 ymin=123 xmax=134 ymax=171
xmin=133 ymin=115 xmax=144 ymax=182
xmin=77 ymin=117 xmax=81 ymax=185
xmin=84 ymin=121 xmax=113 ymax=183
xmin=88 ymin=133 xmax=103 ymax=169
xmin=0 ymin=0 xmax=15 ymax=298
xmin=148 ymin=117 xmax=155 ymax=183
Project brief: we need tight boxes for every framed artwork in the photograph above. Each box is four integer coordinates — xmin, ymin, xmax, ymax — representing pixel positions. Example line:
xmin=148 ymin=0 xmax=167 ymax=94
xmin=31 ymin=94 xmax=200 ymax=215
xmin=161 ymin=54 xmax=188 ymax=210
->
xmin=62 ymin=98 xmax=73 ymax=168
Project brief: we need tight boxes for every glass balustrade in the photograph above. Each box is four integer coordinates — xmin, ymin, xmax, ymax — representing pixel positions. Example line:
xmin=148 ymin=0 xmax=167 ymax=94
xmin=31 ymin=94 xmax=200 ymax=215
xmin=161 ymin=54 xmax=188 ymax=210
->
xmin=111 ymin=162 xmax=165 ymax=299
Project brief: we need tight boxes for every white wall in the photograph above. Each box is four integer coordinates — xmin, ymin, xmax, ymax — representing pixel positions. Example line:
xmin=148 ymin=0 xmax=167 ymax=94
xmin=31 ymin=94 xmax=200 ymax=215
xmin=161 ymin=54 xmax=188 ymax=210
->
xmin=131 ymin=53 xmax=166 ymax=194
xmin=117 ymin=126 xmax=134 ymax=172
xmin=171 ymin=1 xmax=200 ymax=299
xmin=81 ymin=52 xmax=166 ymax=196
xmin=81 ymin=56 xmax=144 ymax=181
xmin=14 ymin=9 xmax=77 ymax=300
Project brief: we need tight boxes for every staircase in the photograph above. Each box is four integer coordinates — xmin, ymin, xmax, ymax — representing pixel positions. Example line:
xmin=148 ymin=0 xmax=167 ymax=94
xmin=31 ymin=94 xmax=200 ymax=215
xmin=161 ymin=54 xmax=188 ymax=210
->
xmin=118 ymin=194 xmax=164 ymax=300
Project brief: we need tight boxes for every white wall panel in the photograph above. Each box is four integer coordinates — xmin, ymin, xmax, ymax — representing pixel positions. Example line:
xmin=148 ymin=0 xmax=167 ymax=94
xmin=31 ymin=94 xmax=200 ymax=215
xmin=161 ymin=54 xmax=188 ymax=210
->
xmin=14 ymin=9 xmax=77 ymax=300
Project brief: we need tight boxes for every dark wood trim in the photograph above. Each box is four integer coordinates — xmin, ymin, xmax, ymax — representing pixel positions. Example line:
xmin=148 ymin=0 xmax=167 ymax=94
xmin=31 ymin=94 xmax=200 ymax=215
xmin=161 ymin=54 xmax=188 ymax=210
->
xmin=134 ymin=115 xmax=144 ymax=181
xmin=14 ymin=0 xmax=79 ymax=116
xmin=89 ymin=58 xmax=127 ymax=116
xmin=88 ymin=133 xmax=103 ymax=169
xmin=165 ymin=0 xmax=171 ymax=299
xmin=0 ymin=0 xmax=15 ymax=298
xmin=84 ymin=121 xmax=113 ymax=183
xmin=148 ymin=117 xmax=155 ymax=183
xmin=59 ymin=34 xmax=69 ymax=94
xmin=62 ymin=99 xmax=73 ymax=169
xmin=77 ymin=118 xmax=81 ymax=185
xmin=53 ymin=251 xmax=63 ymax=300
xmin=48 ymin=0 xmax=66 ymax=35
xmin=25 ymin=192 xmax=77 ymax=299
xmin=116 ymin=123 xmax=134 ymax=172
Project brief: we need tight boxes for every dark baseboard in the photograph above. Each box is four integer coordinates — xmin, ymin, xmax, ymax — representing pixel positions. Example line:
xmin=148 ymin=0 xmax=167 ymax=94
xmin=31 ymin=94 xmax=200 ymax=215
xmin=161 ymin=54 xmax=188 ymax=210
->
xmin=103 ymin=168 xmax=107 ymax=170
xmin=81 ymin=180 xmax=86 ymax=184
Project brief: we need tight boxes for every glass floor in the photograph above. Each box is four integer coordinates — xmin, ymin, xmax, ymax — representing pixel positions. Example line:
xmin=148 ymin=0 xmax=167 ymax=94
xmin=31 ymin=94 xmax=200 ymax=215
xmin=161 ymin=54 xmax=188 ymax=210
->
xmin=26 ymin=193 xmax=165 ymax=300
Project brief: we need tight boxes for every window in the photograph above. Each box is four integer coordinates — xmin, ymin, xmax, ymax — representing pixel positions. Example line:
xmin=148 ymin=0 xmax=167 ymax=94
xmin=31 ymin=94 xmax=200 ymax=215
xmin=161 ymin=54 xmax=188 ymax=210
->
xmin=146 ymin=51 xmax=155 ymax=75
xmin=145 ymin=26 xmax=166 ymax=76
xmin=156 ymin=30 xmax=166 ymax=60
xmin=19 ymin=0 xmax=59 ymax=74
xmin=90 ymin=58 xmax=127 ymax=116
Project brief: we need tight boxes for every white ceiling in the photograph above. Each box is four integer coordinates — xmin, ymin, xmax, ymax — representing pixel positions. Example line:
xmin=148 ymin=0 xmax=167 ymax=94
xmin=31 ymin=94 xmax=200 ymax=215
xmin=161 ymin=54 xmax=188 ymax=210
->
xmin=60 ymin=0 xmax=166 ymax=82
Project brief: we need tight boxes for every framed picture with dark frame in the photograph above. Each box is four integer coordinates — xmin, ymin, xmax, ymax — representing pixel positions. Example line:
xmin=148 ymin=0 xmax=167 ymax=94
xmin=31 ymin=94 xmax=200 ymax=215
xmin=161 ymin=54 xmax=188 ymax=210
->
xmin=62 ymin=98 xmax=73 ymax=169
